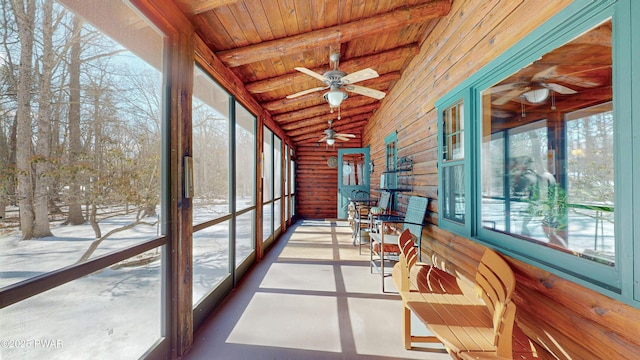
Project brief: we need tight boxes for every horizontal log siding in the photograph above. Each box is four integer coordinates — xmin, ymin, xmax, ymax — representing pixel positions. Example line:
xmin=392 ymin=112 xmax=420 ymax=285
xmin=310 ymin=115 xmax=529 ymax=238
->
xmin=363 ymin=0 xmax=640 ymax=358
xmin=295 ymin=141 xmax=362 ymax=219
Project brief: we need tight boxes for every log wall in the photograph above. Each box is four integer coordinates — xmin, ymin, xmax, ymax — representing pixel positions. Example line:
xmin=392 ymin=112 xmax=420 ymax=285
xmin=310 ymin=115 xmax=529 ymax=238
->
xmin=295 ymin=139 xmax=362 ymax=219
xmin=362 ymin=0 xmax=640 ymax=358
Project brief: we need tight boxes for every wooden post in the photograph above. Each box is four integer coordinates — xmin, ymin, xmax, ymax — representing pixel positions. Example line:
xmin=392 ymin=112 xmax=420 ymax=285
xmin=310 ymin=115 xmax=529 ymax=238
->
xmin=166 ymin=31 xmax=195 ymax=357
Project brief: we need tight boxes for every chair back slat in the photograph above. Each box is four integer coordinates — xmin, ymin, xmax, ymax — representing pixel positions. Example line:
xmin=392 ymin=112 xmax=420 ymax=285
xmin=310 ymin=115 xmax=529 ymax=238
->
xmin=401 ymin=196 xmax=428 ymax=245
xmin=474 ymin=249 xmax=516 ymax=357
xmin=378 ymin=191 xmax=391 ymax=212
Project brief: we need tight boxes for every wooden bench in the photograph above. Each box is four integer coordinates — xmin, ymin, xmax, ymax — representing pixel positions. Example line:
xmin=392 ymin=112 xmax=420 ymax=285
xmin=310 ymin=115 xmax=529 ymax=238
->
xmin=393 ymin=230 xmax=541 ymax=359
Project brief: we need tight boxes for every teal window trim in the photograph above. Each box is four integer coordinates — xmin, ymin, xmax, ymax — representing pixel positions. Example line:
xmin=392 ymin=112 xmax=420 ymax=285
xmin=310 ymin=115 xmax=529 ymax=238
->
xmin=384 ymin=131 xmax=398 ymax=171
xmin=436 ymin=89 xmax=473 ymax=236
xmin=384 ymin=131 xmax=398 ymax=209
xmin=631 ymin=0 xmax=640 ymax=303
xmin=435 ymin=0 xmax=639 ymax=307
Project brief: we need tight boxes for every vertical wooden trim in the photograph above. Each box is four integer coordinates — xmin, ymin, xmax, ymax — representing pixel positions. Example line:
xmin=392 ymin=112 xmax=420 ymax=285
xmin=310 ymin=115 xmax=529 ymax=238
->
xmin=255 ymin=113 xmax=265 ymax=260
xmin=167 ymin=31 xmax=194 ymax=357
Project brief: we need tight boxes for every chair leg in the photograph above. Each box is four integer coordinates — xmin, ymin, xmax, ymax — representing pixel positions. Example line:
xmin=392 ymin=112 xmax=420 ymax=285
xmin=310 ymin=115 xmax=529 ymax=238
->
xmin=402 ymin=303 xmax=411 ymax=350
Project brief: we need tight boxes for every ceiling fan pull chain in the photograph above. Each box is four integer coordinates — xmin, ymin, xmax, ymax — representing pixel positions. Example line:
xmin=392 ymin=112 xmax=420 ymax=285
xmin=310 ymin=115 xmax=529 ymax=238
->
xmin=520 ymin=96 xmax=526 ymax=118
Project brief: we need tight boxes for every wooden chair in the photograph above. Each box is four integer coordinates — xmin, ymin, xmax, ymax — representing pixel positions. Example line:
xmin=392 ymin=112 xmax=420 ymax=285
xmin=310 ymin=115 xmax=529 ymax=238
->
xmin=368 ymin=195 xmax=428 ymax=291
xmin=353 ymin=191 xmax=390 ymax=253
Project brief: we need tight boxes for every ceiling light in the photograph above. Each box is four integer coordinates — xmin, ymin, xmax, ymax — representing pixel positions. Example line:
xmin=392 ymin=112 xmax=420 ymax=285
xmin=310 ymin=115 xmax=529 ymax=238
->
xmin=326 ymin=138 xmax=336 ymax=146
xmin=522 ymin=88 xmax=549 ymax=103
xmin=324 ymin=88 xmax=347 ymax=107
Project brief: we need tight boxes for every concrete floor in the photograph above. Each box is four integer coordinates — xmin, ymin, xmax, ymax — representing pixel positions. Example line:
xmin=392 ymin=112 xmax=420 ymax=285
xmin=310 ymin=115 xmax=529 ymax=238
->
xmin=183 ymin=219 xmax=450 ymax=360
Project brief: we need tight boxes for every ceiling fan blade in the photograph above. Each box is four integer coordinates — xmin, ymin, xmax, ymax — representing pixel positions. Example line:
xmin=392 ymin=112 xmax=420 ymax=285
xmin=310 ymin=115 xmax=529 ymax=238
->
xmin=294 ymin=67 xmax=328 ymax=82
xmin=531 ymin=66 xmax=558 ymax=82
xmin=335 ymin=133 xmax=356 ymax=138
xmin=344 ymin=85 xmax=386 ymax=100
xmin=318 ymin=135 xmax=328 ymax=142
xmin=335 ymin=136 xmax=351 ymax=141
xmin=286 ymin=86 xmax=328 ymax=99
xmin=492 ymin=86 xmax=530 ymax=105
xmin=341 ymin=68 xmax=379 ymax=84
xmin=541 ymin=82 xmax=577 ymax=94
xmin=486 ymin=82 xmax=525 ymax=94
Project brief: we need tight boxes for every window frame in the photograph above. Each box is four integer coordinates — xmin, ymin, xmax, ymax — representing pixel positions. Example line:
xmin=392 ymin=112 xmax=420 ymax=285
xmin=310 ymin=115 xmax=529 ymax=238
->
xmin=436 ymin=0 xmax=638 ymax=306
xmin=437 ymin=90 xmax=472 ymax=234
xmin=384 ymin=131 xmax=398 ymax=210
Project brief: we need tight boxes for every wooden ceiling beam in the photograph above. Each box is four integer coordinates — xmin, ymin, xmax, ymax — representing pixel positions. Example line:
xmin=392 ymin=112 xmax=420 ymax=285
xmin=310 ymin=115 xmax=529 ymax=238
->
xmin=281 ymin=103 xmax=380 ymax=132
xmin=216 ymin=1 xmax=451 ymax=67
xmin=247 ymin=46 xmax=417 ymax=94
xmin=261 ymin=72 xmax=400 ymax=115
xmin=273 ymin=95 xmax=380 ymax=125
xmin=174 ymin=0 xmax=240 ymax=14
xmin=291 ymin=118 xmax=370 ymax=143
xmin=286 ymin=116 xmax=371 ymax=140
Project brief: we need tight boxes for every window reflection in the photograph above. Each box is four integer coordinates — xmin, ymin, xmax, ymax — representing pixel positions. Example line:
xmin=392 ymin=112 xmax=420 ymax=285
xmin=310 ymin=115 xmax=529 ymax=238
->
xmin=481 ymin=20 xmax=614 ymax=265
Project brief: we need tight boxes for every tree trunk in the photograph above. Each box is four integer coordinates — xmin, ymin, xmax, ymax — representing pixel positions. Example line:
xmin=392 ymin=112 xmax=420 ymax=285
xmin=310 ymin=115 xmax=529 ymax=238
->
xmin=66 ymin=16 xmax=85 ymax=225
xmin=11 ymin=0 xmax=36 ymax=240
xmin=32 ymin=0 xmax=54 ymax=238
xmin=89 ymin=203 xmax=102 ymax=239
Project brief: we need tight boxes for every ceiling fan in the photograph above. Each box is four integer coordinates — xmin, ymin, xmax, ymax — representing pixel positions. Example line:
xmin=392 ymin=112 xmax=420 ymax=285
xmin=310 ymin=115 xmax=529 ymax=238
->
xmin=490 ymin=66 xmax=577 ymax=105
xmin=286 ymin=52 xmax=386 ymax=106
xmin=319 ymin=120 xmax=355 ymax=146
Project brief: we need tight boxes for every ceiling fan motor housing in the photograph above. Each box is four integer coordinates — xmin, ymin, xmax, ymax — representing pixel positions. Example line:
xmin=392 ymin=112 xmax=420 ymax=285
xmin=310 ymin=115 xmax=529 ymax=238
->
xmin=323 ymin=70 xmax=347 ymax=86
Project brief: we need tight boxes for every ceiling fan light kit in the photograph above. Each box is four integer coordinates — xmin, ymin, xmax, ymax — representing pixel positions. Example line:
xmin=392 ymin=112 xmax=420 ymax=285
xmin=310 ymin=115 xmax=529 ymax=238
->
xmin=522 ymin=88 xmax=549 ymax=103
xmin=324 ymin=87 xmax=348 ymax=108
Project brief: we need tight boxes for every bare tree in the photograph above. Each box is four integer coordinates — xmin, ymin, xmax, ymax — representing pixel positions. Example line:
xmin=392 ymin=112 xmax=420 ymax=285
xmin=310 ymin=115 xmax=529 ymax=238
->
xmin=65 ymin=15 xmax=84 ymax=225
xmin=31 ymin=0 xmax=54 ymax=237
xmin=10 ymin=0 xmax=36 ymax=239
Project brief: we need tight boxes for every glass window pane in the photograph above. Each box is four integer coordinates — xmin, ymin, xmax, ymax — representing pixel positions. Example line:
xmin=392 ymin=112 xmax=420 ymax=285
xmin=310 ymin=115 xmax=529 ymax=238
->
xmin=235 ymin=210 xmax=255 ymax=267
xmin=235 ymin=104 xmax=255 ymax=211
xmin=443 ymin=102 xmax=464 ymax=161
xmin=274 ymin=199 xmax=282 ymax=232
xmin=1 ymin=247 xmax=163 ymax=359
xmin=0 ymin=0 xmax=164 ymax=286
xmin=193 ymin=222 xmax=230 ymax=305
xmin=263 ymin=128 xmax=273 ymax=201
xmin=481 ymin=21 xmax=614 ymax=265
xmin=274 ymin=136 xmax=282 ymax=198
xmin=193 ymin=67 xmax=230 ymax=224
xmin=262 ymin=203 xmax=272 ymax=242
xmin=342 ymin=153 xmax=366 ymax=186
xmin=443 ymin=165 xmax=465 ymax=223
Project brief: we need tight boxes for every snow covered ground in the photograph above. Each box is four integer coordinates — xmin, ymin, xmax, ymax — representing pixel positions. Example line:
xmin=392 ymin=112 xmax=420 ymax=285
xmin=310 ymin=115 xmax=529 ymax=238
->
xmin=1 ymin=201 xmax=257 ymax=360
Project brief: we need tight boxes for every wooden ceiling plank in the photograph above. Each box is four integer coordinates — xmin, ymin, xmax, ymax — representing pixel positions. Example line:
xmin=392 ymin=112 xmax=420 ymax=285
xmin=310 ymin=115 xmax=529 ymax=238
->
xmin=191 ymin=10 xmax=232 ymax=49
xmin=294 ymin=0 xmax=313 ymax=33
xmin=211 ymin=6 xmax=250 ymax=47
xmin=216 ymin=0 xmax=452 ymax=67
xmin=279 ymin=0 xmax=301 ymax=36
xmin=246 ymin=45 xmax=418 ymax=93
xmin=338 ymin=0 xmax=354 ymax=24
xmin=259 ymin=0 xmax=287 ymax=39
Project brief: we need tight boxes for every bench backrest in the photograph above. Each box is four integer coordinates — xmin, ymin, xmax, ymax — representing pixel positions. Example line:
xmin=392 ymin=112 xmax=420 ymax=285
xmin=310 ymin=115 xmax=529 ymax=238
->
xmin=475 ymin=249 xmax=516 ymax=357
xmin=396 ymin=229 xmax=415 ymax=292
xmin=401 ymin=196 xmax=428 ymax=245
